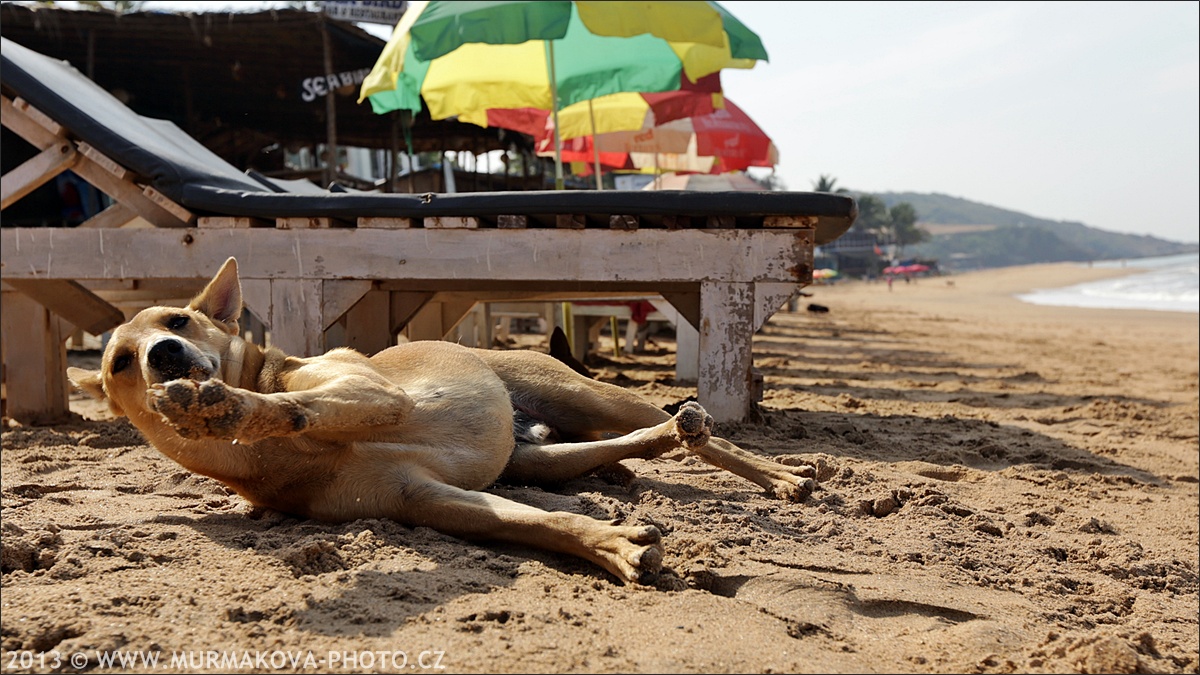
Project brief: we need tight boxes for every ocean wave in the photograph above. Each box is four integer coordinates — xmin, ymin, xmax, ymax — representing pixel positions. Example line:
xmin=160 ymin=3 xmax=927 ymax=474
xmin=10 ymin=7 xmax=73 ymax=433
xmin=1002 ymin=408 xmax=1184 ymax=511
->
xmin=1016 ymin=253 xmax=1199 ymax=313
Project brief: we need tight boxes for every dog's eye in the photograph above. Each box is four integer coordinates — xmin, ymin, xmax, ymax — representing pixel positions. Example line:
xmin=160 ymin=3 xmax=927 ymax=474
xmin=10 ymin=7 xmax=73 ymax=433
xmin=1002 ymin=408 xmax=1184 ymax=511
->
xmin=111 ymin=353 xmax=133 ymax=375
xmin=166 ymin=315 xmax=190 ymax=331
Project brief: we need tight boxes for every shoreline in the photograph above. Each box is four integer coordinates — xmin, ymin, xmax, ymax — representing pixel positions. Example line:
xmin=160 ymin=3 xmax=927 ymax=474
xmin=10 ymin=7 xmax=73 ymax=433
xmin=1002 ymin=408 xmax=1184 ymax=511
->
xmin=814 ymin=261 xmax=1198 ymax=326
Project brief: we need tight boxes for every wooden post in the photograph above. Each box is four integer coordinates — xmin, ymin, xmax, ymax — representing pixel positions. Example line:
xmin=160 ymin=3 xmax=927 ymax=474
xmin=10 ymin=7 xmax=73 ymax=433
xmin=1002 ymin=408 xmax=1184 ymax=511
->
xmin=675 ymin=318 xmax=700 ymax=384
xmin=320 ymin=16 xmax=339 ymax=188
xmin=698 ymin=281 xmax=755 ymax=423
xmin=269 ymin=279 xmax=325 ymax=356
xmin=1 ymin=291 xmax=70 ymax=424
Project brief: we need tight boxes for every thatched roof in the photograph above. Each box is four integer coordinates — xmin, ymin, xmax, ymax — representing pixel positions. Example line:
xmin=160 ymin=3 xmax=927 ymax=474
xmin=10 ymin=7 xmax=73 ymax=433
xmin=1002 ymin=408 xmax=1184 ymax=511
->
xmin=0 ymin=3 xmax=520 ymax=168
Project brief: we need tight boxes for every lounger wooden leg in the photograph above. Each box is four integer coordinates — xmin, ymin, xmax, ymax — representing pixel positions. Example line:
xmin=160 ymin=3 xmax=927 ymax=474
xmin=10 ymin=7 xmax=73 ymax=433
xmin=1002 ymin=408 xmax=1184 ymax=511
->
xmin=269 ymin=278 xmax=325 ymax=357
xmin=698 ymin=281 xmax=755 ymax=423
xmin=1 ymin=290 xmax=70 ymax=424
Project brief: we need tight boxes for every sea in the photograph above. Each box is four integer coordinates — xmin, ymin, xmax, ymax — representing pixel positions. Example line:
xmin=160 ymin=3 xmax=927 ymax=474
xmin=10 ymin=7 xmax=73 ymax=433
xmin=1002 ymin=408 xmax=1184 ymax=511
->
xmin=1016 ymin=253 xmax=1199 ymax=313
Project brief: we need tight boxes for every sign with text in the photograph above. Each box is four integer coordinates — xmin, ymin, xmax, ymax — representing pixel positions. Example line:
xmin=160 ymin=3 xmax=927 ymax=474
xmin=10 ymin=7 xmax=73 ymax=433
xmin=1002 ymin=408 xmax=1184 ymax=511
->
xmin=321 ymin=1 xmax=408 ymax=26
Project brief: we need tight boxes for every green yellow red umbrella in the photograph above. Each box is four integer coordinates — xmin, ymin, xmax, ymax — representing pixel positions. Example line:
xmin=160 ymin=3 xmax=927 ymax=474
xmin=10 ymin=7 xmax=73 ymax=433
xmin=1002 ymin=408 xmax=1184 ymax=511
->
xmin=536 ymin=98 xmax=779 ymax=175
xmin=358 ymin=0 xmax=767 ymax=188
xmin=485 ymin=76 xmax=723 ymax=142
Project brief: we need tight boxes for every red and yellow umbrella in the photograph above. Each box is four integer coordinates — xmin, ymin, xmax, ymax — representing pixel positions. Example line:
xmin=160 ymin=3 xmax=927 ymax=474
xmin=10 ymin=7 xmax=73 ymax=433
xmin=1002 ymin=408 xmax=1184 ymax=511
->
xmin=536 ymin=98 xmax=778 ymax=175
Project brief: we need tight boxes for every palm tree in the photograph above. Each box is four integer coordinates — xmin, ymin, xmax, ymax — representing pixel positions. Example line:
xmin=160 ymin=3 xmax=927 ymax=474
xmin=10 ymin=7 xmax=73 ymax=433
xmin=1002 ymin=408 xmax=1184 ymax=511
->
xmin=76 ymin=1 xmax=147 ymax=12
xmin=812 ymin=174 xmax=848 ymax=193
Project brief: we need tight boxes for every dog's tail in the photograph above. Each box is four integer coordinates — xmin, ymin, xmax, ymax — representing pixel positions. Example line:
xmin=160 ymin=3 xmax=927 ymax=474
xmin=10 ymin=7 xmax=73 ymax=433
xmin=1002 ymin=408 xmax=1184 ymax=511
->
xmin=548 ymin=326 xmax=594 ymax=378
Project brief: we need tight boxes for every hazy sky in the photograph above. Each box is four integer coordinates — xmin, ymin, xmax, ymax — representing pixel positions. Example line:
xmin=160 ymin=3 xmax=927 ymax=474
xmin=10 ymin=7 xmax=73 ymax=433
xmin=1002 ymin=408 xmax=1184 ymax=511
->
xmin=80 ymin=2 xmax=1200 ymax=243
xmin=716 ymin=1 xmax=1199 ymax=244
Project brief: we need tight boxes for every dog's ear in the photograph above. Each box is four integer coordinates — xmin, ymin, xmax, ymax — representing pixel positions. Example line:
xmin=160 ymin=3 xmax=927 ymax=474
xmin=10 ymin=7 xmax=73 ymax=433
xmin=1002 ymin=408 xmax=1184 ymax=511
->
xmin=66 ymin=367 xmax=125 ymax=417
xmin=67 ymin=367 xmax=105 ymax=400
xmin=189 ymin=257 xmax=243 ymax=333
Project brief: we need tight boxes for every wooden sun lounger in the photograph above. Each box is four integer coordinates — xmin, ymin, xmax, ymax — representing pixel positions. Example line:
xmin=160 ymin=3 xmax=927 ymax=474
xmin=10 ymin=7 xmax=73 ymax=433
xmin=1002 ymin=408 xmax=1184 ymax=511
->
xmin=0 ymin=37 xmax=857 ymax=424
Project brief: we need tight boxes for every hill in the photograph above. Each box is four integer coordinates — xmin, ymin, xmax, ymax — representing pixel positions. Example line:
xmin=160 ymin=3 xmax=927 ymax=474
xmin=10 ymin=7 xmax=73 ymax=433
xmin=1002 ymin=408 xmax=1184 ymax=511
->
xmin=868 ymin=192 xmax=1197 ymax=270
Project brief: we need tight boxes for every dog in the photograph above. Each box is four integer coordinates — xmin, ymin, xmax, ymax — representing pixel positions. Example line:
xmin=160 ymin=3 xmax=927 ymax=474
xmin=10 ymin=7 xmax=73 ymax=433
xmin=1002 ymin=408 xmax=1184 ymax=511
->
xmin=68 ymin=258 xmax=816 ymax=584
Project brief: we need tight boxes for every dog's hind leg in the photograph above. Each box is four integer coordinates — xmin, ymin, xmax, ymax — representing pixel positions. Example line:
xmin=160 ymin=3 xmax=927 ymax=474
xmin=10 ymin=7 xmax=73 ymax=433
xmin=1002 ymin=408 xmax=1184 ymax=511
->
xmin=505 ymin=397 xmax=816 ymax=502
xmin=537 ymin=394 xmax=817 ymax=501
xmin=502 ymin=401 xmax=713 ymax=484
xmin=396 ymin=470 xmax=663 ymax=584
xmin=479 ymin=350 xmax=817 ymax=501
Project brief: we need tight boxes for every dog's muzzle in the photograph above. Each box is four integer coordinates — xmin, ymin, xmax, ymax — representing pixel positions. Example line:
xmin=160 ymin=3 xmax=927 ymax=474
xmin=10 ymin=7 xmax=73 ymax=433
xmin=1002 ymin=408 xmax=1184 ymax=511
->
xmin=147 ymin=337 xmax=214 ymax=381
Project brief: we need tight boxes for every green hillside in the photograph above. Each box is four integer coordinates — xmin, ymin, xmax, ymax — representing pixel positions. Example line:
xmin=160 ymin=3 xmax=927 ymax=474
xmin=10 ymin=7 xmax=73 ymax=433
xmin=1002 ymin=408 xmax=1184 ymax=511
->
xmin=870 ymin=192 xmax=1197 ymax=270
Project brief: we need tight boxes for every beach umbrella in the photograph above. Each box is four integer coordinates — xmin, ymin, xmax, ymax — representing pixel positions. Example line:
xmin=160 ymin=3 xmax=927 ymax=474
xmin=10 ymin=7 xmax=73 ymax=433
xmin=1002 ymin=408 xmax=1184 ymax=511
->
xmin=640 ymin=171 xmax=763 ymax=191
xmin=485 ymin=80 xmax=722 ymax=143
xmin=358 ymin=1 xmax=768 ymax=188
xmin=485 ymin=81 xmax=723 ymax=183
xmin=536 ymin=98 xmax=778 ymax=175
xmin=883 ymin=264 xmax=929 ymax=275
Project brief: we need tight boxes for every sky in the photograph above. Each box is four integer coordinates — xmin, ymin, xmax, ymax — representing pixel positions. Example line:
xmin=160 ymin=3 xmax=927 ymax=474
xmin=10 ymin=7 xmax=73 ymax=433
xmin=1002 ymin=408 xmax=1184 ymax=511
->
xmin=51 ymin=1 xmax=1200 ymax=244
xmin=714 ymin=1 xmax=1199 ymax=244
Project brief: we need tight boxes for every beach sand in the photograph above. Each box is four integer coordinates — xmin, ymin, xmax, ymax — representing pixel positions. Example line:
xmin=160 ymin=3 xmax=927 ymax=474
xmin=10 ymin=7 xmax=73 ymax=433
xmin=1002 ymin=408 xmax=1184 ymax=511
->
xmin=2 ymin=262 xmax=1197 ymax=673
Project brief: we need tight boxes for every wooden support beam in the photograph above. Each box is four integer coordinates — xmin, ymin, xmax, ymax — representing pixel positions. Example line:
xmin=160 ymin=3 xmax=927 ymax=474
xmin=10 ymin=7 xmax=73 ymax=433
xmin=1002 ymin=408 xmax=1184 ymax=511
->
xmin=497 ymin=215 xmax=528 ymax=229
xmin=87 ymin=289 xmax=196 ymax=306
xmin=1 ymin=97 xmax=65 ymax=148
xmin=1 ymin=291 xmax=70 ymax=424
xmin=754 ymin=282 xmax=803 ymax=332
xmin=404 ymin=302 xmax=445 ymax=341
xmin=142 ymin=186 xmax=195 ymax=225
xmin=79 ymin=202 xmax=137 ymax=229
xmin=436 ymin=297 xmax=479 ymax=338
xmin=198 ymin=216 xmax=273 ymax=229
xmin=556 ymin=213 xmax=586 ymax=229
xmin=77 ymin=142 xmax=135 ymax=181
xmin=389 ymin=291 xmax=435 ymax=335
xmin=69 ymin=143 xmax=190 ymax=228
xmin=570 ymin=314 xmax=606 ymax=361
xmin=663 ymin=214 xmax=691 ymax=230
xmin=660 ymin=291 xmax=700 ymax=330
xmin=1 ymin=228 xmax=811 ymax=285
xmin=424 ymin=216 xmax=479 ymax=229
xmin=698 ymin=281 xmax=755 ymax=423
xmin=358 ymin=216 xmax=415 ymax=229
xmin=609 ymin=214 xmax=639 ymax=230
xmin=276 ymin=217 xmax=352 ymax=229
xmin=321 ymin=280 xmax=373 ymax=330
xmin=3 ymin=279 xmax=125 ymax=335
xmin=706 ymin=214 xmax=736 ymax=229
xmin=1 ymin=141 xmax=78 ymax=209
xmin=339 ymin=290 xmax=393 ymax=355
xmin=674 ymin=318 xmax=700 ymax=384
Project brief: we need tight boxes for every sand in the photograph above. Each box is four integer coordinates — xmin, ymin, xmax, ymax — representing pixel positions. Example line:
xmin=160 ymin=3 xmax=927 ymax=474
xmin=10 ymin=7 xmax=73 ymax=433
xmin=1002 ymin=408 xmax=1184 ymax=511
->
xmin=2 ymin=262 xmax=1197 ymax=674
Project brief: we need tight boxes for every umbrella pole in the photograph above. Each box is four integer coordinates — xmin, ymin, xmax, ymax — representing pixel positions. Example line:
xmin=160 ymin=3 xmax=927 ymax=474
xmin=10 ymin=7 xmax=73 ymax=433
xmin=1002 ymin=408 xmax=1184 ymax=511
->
xmin=320 ymin=16 xmax=339 ymax=188
xmin=588 ymin=99 xmax=602 ymax=190
xmin=545 ymin=41 xmax=565 ymax=191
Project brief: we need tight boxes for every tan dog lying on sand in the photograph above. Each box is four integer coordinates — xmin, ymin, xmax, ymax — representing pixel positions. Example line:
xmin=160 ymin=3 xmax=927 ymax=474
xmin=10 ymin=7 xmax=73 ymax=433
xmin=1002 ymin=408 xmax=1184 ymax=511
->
xmin=68 ymin=258 xmax=816 ymax=583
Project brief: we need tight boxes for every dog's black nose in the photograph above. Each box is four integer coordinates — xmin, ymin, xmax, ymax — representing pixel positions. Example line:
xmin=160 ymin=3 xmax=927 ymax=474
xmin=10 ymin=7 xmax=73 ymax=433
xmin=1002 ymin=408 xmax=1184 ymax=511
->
xmin=148 ymin=338 xmax=183 ymax=369
xmin=147 ymin=338 xmax=194 ymax=380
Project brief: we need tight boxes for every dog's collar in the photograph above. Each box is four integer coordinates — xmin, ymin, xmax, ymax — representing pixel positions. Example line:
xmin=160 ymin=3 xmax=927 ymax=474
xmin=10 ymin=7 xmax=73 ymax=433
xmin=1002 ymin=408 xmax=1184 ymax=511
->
xmin=256 ymin=348 xmax=290 ymax=394
xmin=222 ymin=338 xmax=247 ymax=389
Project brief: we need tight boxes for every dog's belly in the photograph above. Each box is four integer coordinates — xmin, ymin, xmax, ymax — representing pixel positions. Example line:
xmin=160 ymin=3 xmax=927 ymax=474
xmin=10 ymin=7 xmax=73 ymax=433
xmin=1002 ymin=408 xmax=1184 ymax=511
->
xmin=359 ymin=341 xmax=516 ymax=489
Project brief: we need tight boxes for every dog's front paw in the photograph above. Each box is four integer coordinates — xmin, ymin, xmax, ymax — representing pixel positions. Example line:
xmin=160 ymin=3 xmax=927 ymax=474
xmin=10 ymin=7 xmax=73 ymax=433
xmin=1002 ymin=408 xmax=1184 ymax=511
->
xmin=672 ymin=401 xmax=714 ymax=449
xmin=149 ymin=379 xmax=245 ymax=440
